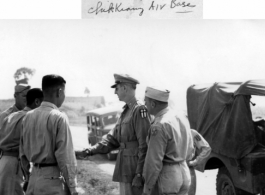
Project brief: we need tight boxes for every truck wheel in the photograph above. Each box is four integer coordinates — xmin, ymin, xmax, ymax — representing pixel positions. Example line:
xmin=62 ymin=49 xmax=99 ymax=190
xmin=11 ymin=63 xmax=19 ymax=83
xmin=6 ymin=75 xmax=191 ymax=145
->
xmin=107 ymin=153 xmax=116 ymax=161
xmin=217 ymin=167 xmax=252 ymax=195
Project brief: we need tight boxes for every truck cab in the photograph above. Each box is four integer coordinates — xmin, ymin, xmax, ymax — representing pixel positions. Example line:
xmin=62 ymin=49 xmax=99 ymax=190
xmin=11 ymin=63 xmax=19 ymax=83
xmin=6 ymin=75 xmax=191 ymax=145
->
xmin=187 ymin=80 xmax=265 ymax=195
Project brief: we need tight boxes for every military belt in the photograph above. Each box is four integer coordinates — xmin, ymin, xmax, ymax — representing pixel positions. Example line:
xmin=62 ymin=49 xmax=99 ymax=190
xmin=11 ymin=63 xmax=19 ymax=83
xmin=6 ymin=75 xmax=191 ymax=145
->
xmin=163 ymin=161 xmax=183 ymax=166
xmin=119 ymin=141 xmax=139 ymax=149
xmin=34 ymin=162 xmax=58 ymax=168
xmin=0 ymin=149 xmax=19 ymax=159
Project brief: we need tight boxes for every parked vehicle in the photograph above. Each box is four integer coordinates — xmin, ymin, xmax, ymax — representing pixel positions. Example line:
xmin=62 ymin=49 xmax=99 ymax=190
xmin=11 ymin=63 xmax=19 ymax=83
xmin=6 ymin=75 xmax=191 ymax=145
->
xmin=187 ymin=80 xmax=265 ymax=195
xmin=86 ymin=106 xmax=122 ymax=160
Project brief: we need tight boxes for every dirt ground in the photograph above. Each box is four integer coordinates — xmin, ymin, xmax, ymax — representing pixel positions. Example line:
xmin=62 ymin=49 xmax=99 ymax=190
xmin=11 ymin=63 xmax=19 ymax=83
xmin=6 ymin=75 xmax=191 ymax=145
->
xmin=76 ymin=155 xmax=119 ymax=195
xmin=71 ymin=125 xmax=218 ymax=195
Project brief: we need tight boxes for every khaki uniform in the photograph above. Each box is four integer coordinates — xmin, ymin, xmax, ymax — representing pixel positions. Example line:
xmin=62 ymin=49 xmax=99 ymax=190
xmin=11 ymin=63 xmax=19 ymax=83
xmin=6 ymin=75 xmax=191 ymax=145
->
xmin=143 ymin=107 xmax=194 ymax=195
xmin=20 ymin=102 xmax=77 ymax=195
xmin=0 ymin=105 xmax=19 ymax=129
xmin=188 ymin=129 xmax=211 ymax=195
xmin=90 ymin=98 xmax=150 ymax=195
xmin=0 ymin=107 xmax=30 ymax=195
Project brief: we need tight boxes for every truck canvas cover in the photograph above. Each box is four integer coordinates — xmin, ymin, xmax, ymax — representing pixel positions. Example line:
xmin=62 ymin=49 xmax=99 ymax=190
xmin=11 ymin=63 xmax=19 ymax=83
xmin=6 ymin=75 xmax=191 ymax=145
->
xmin=187 ymin=80 xmax=265 ymax=159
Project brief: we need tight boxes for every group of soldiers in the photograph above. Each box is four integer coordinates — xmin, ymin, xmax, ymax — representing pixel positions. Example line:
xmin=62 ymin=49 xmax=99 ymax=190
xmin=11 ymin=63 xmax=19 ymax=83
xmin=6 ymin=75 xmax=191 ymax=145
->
xmin=0 ymin=73 xmax=211 ymax=195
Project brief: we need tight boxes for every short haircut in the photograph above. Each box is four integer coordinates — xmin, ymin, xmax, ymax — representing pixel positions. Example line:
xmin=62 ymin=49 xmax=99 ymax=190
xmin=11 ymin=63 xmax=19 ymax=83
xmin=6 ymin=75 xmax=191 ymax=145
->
xmin=42 ymin=74 xmax=66 ymax=93
xmin=26 ymin=88 xmax=44 ymax=106
xmin=120 ymin=82 xmax=136 ymax=90
xmin=146 ymin=97 xmax=168 ymax=106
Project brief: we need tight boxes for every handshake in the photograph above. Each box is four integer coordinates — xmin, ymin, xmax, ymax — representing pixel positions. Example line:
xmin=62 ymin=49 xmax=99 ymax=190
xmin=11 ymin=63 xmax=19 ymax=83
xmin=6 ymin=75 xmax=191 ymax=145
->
xmin=75 ymin=148 xmax=92 ymax=159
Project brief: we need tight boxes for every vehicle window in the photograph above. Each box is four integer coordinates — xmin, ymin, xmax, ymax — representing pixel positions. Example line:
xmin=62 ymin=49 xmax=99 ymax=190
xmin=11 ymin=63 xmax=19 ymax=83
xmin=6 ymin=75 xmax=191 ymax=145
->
xmin=250 ymin=96 xmax=265 ymax=146
xmin=102 ymin=114 xmax=119 ymax=126
xmin=87 ymin=116 xmax=91 ymax=131
xmin=91 ymin=116 xmax=100 ymax=127
xmin=250 ymin=96 xmax=265 ymax=120
xmin=87 ymin=116 xmax=90 ymax=124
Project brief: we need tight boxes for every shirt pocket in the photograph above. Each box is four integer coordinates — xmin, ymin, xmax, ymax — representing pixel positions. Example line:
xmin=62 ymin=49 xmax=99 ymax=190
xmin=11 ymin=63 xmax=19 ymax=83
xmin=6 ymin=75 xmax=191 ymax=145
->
xmin=122 ymin=148 xmax=138 ymax=177
xmin=120 ymin=119 xmax=135 ymax=140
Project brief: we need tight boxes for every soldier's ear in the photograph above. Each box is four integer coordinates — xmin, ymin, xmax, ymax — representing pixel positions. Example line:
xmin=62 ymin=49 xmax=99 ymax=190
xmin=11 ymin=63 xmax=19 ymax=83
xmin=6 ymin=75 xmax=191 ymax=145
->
xmin=122 ymin=85 xmax=127 ymax=92
xmin=34 ymin=98 xmax=41 ymax=107
xmin=151 ymin=100 xmax=156 ymax=108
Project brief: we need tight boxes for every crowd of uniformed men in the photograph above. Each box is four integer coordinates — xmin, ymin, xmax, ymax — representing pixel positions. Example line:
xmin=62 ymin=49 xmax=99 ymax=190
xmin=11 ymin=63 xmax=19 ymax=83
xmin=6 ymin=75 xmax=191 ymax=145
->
xmin=0 ymin=73 xmax=211 ymax=195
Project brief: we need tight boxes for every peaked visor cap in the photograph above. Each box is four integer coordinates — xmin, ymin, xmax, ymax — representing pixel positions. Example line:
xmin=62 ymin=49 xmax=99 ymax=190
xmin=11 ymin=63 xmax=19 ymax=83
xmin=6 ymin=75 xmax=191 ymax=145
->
xmin=15 ymin=83 xmax=31 ymax=93
xmin=111 ymin=73 xmax=140 ymax=88
xmin=145 ymin=86 xmax=170 ymax=102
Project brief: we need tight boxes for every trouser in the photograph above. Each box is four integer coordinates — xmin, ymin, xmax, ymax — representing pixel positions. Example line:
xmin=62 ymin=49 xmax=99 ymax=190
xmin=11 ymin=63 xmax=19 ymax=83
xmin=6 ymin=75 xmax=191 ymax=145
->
xmin=151 ymin=161 xmax=191 ymax=195
xmin=0 ymin=156 xmax=24 ymax=195
xmin=120 ymin=182 xmax=143 ymax=195
xmin=188 ymin=167 xmax=196 ymax=195
xmin=26 ymin=165 xmax=70 ymax=195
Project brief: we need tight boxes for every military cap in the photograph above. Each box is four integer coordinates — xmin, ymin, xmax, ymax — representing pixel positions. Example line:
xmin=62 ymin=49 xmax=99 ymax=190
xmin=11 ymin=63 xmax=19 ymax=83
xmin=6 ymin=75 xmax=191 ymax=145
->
xmin=111 ymin=73 xmax=140 ymax=88
xmin=145 ymin=86 xmax=170 ymax=102
xmin=15 ymin=83 xmax=31 ymax=93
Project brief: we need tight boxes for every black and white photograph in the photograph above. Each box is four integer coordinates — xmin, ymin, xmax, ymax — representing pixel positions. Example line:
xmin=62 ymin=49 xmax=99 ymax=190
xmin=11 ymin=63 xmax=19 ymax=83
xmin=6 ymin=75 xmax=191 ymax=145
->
xmin=2 ymin=0 xmax=265 ymax=192
xmin=1 ymin=19 xmax=265 ymax=195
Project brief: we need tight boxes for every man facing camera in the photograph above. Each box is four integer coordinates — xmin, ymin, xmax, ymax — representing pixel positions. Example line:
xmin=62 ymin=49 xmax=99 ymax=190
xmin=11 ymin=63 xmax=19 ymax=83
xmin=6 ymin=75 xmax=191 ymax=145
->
xmin=0 ymin=88 xmax=43 ymax=195
xmin=20 ymin=75 xmax=78 ymax=195
xmin=77 ymin=73 xmax=151 ymax=195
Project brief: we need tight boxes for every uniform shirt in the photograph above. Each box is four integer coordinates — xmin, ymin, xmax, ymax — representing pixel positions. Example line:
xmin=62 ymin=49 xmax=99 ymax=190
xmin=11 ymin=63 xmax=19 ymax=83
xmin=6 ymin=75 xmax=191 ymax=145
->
xmin=143 ymin=107 xmax=194 ymax=192
xmin=190 ymin=129 xmax=211 ymax=165
xmin=0 ymin=105 xmax=19 ymax=129
xmin=20 ymin=101 xmax=77 ymax=192
xmin=0 ymin=107 xmax=31 ymax=154
xmin=90 ymin=97 xmax=151 ymax=182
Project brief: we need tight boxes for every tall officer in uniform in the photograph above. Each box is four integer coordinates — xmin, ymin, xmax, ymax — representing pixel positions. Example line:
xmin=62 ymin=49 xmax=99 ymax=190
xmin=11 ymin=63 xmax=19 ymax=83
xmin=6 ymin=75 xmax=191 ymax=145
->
xmin=0 ymin=88 xmax=43 ymax=195
xmin=0 ymin=83 xmax=30 ymax=128
xmin=77 ymin=73 xmax=151 ymax=195
xmin=142 ymin=86 xmax=194 ymax=195
xmin=187 ymin=129 xmax=211 ymax=195
xmin=20 ymin=75 xmax=78 ymax=195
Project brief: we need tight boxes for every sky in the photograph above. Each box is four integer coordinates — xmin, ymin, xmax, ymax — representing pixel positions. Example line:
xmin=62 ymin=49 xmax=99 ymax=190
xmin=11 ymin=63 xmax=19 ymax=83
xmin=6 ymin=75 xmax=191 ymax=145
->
xmin=1 ymin=20 xmax=265 ymax=110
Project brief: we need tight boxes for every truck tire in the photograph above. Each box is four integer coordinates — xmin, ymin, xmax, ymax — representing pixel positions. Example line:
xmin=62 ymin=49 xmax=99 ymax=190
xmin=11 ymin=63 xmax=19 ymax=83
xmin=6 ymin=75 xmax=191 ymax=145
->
xmin=216 ymin=167 xmax=252 ymax=195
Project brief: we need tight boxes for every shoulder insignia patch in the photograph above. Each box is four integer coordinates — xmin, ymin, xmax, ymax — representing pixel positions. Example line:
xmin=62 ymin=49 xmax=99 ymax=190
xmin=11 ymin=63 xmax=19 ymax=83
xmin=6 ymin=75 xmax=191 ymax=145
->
xmin=151 ymin=127 xmax=158 ymax=136
xmin=140 ymin=108 xmax=147 ymax=118
xmin=194 ymin=135 xmax=201 ymax=141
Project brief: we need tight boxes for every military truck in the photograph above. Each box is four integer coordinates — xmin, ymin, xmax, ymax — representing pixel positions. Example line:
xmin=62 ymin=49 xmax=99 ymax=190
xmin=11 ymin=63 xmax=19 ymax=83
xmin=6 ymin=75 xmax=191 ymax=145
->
xmin=187 ymin=80 xmax=265 ymax=195
xmin=86 ymin=106 xmax=122 ymax=160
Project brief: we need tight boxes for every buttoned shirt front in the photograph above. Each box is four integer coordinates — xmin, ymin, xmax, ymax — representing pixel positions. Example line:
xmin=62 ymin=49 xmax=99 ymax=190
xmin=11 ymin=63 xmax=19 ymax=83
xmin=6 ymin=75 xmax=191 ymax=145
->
xmin=91 ymin=97 xmax=151 ymax=182
xmin=143 ymin=107 xmax=194 ymax=192
xmin=0 ymin=107 xmax=31 ymax=154
xmin=0 ymin=104 xmax=19 ymax=129
xmin=20 ymin=101 xmax=77 ymax=192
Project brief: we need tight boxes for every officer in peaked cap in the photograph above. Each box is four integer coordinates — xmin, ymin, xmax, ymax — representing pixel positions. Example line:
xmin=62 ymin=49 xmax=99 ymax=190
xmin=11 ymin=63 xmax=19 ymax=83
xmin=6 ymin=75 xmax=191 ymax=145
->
xmin=77 ymin=73 xmax=151 ymax=195
xmin=142 ymin=86 xmax=194 ymax=195
xmin=0 ymin=83 xmax=30 ymax=129
xmin=110 ymin=74 xmax=140 ymax=89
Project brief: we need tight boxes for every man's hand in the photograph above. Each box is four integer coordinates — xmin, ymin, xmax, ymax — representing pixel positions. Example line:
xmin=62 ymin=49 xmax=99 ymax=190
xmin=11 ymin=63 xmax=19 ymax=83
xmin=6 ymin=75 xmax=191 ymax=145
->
xmin=22 ymin=181 xmax=29 ymax=192
xmin=132 ymin=174 xmax=144 ymax=188
xmin=75 ymin=149 xmax=92 ymax=159
xmin=188 ymin=159 xmax=198 ymax=167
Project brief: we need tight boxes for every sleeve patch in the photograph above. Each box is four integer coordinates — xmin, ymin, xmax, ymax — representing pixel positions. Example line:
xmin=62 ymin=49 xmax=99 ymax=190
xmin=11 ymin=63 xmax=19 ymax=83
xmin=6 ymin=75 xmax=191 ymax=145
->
xmin=151 ymin=127 xmax=158 ymax=136
xmin=194 ymin=135 xmax=201 ymax=141
xmin=140 ymin=108 xmax=148 ymax=118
